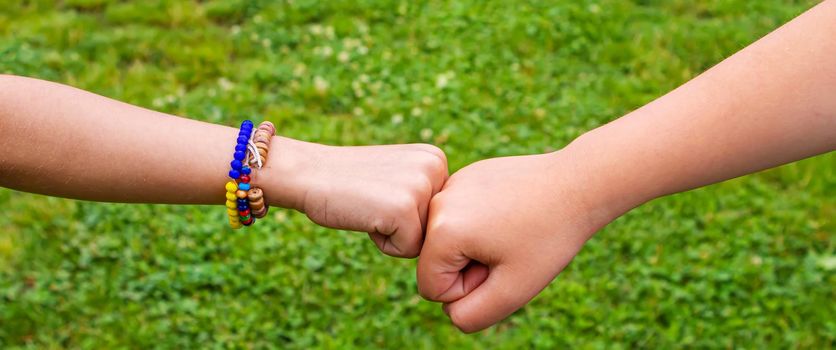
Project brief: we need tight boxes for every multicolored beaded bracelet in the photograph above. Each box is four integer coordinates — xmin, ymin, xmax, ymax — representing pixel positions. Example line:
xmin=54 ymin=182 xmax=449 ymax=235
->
xmin=224 ymin=120 xmax=275 ymax=229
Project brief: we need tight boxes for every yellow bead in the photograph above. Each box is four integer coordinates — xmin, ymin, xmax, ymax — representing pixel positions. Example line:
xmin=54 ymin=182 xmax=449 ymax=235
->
xmin=225 ymin=200 xmax=237 ymax=209
xmin=225 ymin=192 xmax=237 ymax=201
xmin=230 ymin=223 xmax=243 ymax=229
xmin=226 ymin=208 xmax=238 ymax=216
xmin=225 ymin=181 xmax=238 ymax=192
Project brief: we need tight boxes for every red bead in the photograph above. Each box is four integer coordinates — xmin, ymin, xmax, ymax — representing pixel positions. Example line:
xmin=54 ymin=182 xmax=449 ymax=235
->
xmin=242 ymin=217 xmax=254 ymax=226
xmin=238 ymin=209 xmax=251 ymax=217
xmin=239 ymin=174 xmax=251 ymax=183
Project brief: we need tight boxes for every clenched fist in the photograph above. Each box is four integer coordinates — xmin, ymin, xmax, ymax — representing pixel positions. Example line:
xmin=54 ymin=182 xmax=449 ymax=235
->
xmin=258 ymin=138 xmax=448 ymax=258
xmin=417 ymin=152 xmax=612 ymax=332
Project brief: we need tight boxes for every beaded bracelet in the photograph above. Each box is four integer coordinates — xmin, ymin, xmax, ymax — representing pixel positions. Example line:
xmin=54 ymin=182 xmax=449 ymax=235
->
xmin=247 ymin=121 xmax=275 ymax=218
xmin=223 ymin=120 xmax=275 ymax=229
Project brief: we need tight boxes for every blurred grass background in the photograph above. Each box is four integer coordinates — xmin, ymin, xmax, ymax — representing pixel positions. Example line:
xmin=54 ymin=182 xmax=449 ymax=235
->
xmin=0 ymin=0 xmax=833 ymax=348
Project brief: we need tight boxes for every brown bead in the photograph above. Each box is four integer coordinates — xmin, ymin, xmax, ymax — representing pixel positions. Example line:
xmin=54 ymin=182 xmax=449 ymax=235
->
xmin=247 ymin=188 xmax=263 ymax=201
xmin=258 ymin=121 xmax=276 ymax=135
xmin=254 ymin=141 xmax=270 ymax=150
xmin=253 ymin=135 xmax=271 ymax=145
xmin=249 ymin=198 xmax=265 ymax=210
xmin=235 ymin=190 xmax=248 ymax=199
xmin=252 ymin=206 xmax=268 ymax=218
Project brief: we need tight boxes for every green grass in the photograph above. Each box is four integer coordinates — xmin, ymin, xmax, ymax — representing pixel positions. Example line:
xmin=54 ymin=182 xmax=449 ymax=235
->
xmin=0 ymin=0 xmax=833 ymax=348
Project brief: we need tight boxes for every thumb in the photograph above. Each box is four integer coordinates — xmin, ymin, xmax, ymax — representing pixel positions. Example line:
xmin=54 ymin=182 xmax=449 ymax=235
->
xmin=416 ymin=224 xmax=490 ymax=302
xmin=442 ymin=263 xmax=550 ymax=333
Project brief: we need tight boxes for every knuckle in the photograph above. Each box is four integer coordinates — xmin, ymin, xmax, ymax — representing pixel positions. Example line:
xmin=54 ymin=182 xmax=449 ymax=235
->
xmin=399 ymin=244 xmax=421 ymax=259
xmin=426 ymin=212 xmax=462 ymax=237
xmin=415 ymin=143 xmax=446 ymax=160
xmin=414 ymin=144 xmax=448 ymax=170
xmin=390 ymin=194 xmax=416 ymax=216
xmin=410 ymin=175 xmax=434 ymax=197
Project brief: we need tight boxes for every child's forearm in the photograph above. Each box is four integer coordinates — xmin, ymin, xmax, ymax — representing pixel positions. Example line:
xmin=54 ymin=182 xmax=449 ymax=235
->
xmin=565 ymin=0 xmax=836 ymax=225
xmin=0 ymin=75 xmax=446 ymax=257
xmin=0 ymin=75 xmax=306 ymax=206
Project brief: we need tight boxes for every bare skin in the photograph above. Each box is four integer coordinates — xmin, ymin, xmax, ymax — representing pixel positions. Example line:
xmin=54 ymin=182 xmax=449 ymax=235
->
xmin=0 ymin=75 xmax=448 ymax=258
xmin=417 ymin=0 xmax=836 ymax=332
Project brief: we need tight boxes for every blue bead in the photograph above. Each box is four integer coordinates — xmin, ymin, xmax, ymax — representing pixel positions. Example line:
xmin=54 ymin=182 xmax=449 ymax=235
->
xmin=237 ymin=198 xmax=248 ymax=204
xmin=241 ymin=167 xmax=251 ymax=175
xmin=235 ymin=144 xmax=247 ymax=152
xmin=237 ymin=136 xmax=248 ymax=144
xmin=228 ymin=169 xmax=240 ymax=179
xmin=238 ymin=183 xmax=251 ymax=191
xmin=237 ymin=204 xmax=249 ymax=210
xmin=230 ymin=160 xmax=243 ymax=170
xmin=242 ymin=120 xmax=254 ymax=127
xmin=234 ymin=151 xmax=246 ymax=161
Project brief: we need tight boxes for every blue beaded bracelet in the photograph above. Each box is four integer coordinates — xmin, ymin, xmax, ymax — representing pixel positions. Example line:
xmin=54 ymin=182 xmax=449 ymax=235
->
xmin=224 ymin=120 xmax=256 ymax=228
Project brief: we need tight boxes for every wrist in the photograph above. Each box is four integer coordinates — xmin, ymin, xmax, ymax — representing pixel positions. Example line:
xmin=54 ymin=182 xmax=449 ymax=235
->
xmin=549 ymin=128 xmax=657 ymax=231
xmin=251 ymin=136 xmax=323 ymax=212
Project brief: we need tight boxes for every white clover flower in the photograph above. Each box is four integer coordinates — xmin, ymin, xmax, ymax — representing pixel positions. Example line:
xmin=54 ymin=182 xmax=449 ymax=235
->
xmin=262 ymin=38 xmax=271 ymax=48
xmin=230 ymin=25 xmax=241 ymax=35
xmin=325 ymin=26 xmax=335 ymax=39
xmin=534 ymin=108 xmax=546 ymax=118
xmin=357 ymin=45 xmax=369 ymax=55
xmin=313 ymin=76 xmax=329 ymax=94
xmin=309 ymin=24 xmax=323 ymax=35
xmin=338 ymin=51 xmax=350 ymax=63
xmin=343 ymin=38 xmax=360 ymax=49
xmin=293 ymin=63 xmax=307 ymax=77
xmin=353 ymin=88 xmax=365 ymax=98
xmin=218 ymin=77 xmax=234 ymax=91
xmin=370 ymin=81 xmax=382 ymax=93
xmin=411 ymin=107 xmax=422 ymax=117
xmin=435 ymin=75 xmax=449 ymax=89
xmin=359 ymin=74 xmax=370 ymax=83
xmin=152 ymin=97 xmax=164 ymax=108
xmin=420 ymin=128 xmax=433 ymax=140
xmin=320 ymin=46 xmax=333 ymax=57
xmin=391 ymin=114 xmax=403 ymax=124
xmin=352 ymin=107 xmax=363 ymax=116
xmin=422 ymin=96 xmax=433 ymax=105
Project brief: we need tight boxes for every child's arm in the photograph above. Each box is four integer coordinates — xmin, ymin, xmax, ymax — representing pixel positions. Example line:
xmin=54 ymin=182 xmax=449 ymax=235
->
xmin=0 ymin=75 xmax=447 ymax=258
xmin=417 ymin=0 xmax=836 ymax=332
